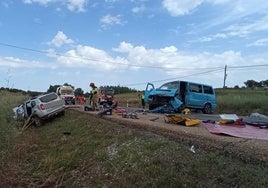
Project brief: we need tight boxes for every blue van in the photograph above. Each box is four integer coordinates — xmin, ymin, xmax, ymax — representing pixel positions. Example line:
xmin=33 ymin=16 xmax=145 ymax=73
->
xmin=144 ymin=81 xmax=217 ymax=114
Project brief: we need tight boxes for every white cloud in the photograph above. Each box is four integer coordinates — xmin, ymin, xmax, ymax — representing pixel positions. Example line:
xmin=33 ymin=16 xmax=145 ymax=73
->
xmin=49 ymin=31 xmax=74 ymax=47
xmin=23 ymin=0 xmax=53 ymax=5
xmin=249 ymin=38 xmax=268 ymax=47
xmin=160 ymin=46 xmax=178 ymax=53
xmin=0 ymin=56 xmax=48 ymax=68
xmin=224 ymin=16 xmax=268 ymax=37
xmin=113 ymin=42 xmax=243 ymax=74
xmin=100 ymin=14 xmax=125 ymax=29
xmin=67 ymin=0 xmax=87 ymax=12
xmin=198 ymin=14 xmax=268 ymax=42
xmin=162 ymin=0 xmax=203 ymax=16
xmin=198 ymin=1 xmax=268 ymax=31
xmin=105 ymin=0 xmax=119 ymax=2
xmin=199 ymin=33 xmax=227 ymax=42
xmin=162 ymin=0 xmax=268 ymax=17
xmin=132 ymin=5 xmax=145 ymax=14
xmin=113 ymin=41 xmax=134 ymax=53
xmin=56 ymin=45 xmax=128 ymax=70
xmin=23 ymin=0 xmax=88 ymax=12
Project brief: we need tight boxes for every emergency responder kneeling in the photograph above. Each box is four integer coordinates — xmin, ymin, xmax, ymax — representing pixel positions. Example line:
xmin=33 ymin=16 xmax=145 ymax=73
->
xmin=89 ymin=82 xmax=99 ymax=111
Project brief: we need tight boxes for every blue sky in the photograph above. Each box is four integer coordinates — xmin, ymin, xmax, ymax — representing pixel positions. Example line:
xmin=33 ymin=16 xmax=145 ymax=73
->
xmin=0 ymin=0 xmax=268 ymax=92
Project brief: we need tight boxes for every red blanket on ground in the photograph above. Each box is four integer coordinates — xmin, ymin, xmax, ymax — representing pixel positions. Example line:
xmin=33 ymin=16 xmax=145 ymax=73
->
xmin=202 ymin=122 xmax=268 ymax=141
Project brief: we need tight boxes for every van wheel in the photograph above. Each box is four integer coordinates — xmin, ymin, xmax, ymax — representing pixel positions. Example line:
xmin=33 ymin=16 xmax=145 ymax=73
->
xmin=149 ymin=104 xmax=157 ymax=110
xmin=202 ymin=103 xmax=212 ymax=114
xmin=178 ymin=104 xmax=186 ymax=113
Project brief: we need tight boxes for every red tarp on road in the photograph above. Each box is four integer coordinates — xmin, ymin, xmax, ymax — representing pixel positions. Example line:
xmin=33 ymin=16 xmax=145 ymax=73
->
xmin=202 ymin=123 xmax=268 ymax=141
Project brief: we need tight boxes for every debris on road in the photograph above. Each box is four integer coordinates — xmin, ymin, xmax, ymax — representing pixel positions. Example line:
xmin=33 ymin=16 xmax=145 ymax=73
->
xmin=84 ymin=105 xmax=93 ymax=111
xmin=149 ymin=117 xmax=160 ymax=121
xmin=189 ymin=145 xmax=196 ymax=153
xmin=203 ymin=121 xmax=268 ymax=140
xmin=165 ymin=114 xmax=200 ymax=126
xmin=243 ymin=113 xmax=268 ymax=128
xmin=122 ymin=112 xmax=139 ymax=119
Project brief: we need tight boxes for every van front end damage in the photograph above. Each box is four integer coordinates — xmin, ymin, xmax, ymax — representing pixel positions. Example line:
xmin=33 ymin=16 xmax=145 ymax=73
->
xmin=145 ymin=83 xmax=183 ymax=113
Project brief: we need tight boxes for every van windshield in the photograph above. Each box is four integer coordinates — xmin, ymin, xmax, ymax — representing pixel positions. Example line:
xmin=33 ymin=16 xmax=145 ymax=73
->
xmin=159 ymin=81 xmax=180 ymax=90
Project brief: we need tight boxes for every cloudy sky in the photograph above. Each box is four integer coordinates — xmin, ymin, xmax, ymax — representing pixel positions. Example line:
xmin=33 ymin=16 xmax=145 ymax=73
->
xmin=0 ymin=0 xmax=268 ymax=92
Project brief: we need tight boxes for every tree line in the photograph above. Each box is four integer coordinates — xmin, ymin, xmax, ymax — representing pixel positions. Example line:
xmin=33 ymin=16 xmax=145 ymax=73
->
xmin=1 ymin=79 xmax=267 ymax=96
xmin=244 ymin=79 xmax=268 ymax=88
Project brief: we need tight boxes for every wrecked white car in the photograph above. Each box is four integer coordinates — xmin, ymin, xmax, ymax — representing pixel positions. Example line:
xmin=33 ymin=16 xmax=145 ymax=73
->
xmin=13 ymin=92 xmax=65 ymax=126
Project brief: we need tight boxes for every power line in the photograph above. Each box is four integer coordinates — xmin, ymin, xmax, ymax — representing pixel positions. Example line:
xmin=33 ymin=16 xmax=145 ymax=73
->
xmin=125 ymin=68 xmax=224 ymax=87
xmin=229 ymin=64 xmax=268 ymax=69
xmin=124 ymin=63 xmax=268 ymax=88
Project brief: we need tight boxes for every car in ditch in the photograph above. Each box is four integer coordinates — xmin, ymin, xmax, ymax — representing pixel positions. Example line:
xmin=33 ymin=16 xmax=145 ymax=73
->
xmin=144 ymin=80 xmax=217 ymax=114
xmin=13 ymin=92 xmax=65 ymax=126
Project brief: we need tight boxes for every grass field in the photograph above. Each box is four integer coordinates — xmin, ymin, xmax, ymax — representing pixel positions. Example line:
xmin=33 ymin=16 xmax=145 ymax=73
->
xmin=1 ymin=90 xmax=268 ymax=187
xmin=215 ymin=88 xmax=268 ymax=115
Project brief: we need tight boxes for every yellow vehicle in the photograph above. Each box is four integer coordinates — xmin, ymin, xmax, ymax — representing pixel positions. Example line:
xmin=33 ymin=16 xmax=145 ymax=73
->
xmin=56 ymin=86 xmax=75 ymax=105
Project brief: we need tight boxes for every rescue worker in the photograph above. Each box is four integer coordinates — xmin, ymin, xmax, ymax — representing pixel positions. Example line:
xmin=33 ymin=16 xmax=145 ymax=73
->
xmin=89 ymin=82 xmax=99 ymax=111
xmin=141 ymin=92 xmax=145 ymax=109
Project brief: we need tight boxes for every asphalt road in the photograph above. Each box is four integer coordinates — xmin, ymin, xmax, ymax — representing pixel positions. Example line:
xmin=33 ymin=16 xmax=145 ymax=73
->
xmin=123 ymin=106 xmax=221 ymax=121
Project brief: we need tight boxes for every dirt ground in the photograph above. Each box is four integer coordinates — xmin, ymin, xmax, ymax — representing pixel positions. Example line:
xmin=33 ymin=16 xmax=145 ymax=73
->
xmin=72 ymin=106 xmax=268 ymax=167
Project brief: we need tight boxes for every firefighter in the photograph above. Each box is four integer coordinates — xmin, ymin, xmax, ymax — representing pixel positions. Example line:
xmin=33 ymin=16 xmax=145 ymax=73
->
xmin=89 ymin=82 xmax=99 ymax=111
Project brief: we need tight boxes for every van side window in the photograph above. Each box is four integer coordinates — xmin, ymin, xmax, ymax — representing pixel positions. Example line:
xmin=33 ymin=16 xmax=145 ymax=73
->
xmin=204 ymin=86 xmax=214 ymax=94
xmin=189 ymin=84 xmax=202 ymax=93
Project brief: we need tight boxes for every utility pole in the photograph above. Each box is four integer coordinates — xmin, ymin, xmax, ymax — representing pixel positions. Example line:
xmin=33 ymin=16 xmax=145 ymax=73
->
xmin=223 ymin=65 xmax=227 ymax=88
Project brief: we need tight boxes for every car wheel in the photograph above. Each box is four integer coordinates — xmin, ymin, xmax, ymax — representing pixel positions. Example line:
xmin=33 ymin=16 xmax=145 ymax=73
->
xmin=59 ymin=110 xmax=65 ymax=116
xmin=32 ymin=116 xmax=43 ymax=126
xmin=202 ymin=103 xmax=212 ymax=114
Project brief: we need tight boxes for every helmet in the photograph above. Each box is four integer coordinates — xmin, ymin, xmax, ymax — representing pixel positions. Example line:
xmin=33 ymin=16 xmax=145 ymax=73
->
xmin=90 ymin=82 xmax=95 ymax=87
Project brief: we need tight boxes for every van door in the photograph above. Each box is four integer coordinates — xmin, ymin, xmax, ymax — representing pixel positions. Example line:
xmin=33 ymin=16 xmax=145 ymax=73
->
xmin=144 ymin=83 xmax=154 ymax=103
xmin=185 ymin=83 xmax=204 ymax=107
xmin=203 ymin=85 xmax=217 ymax=109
